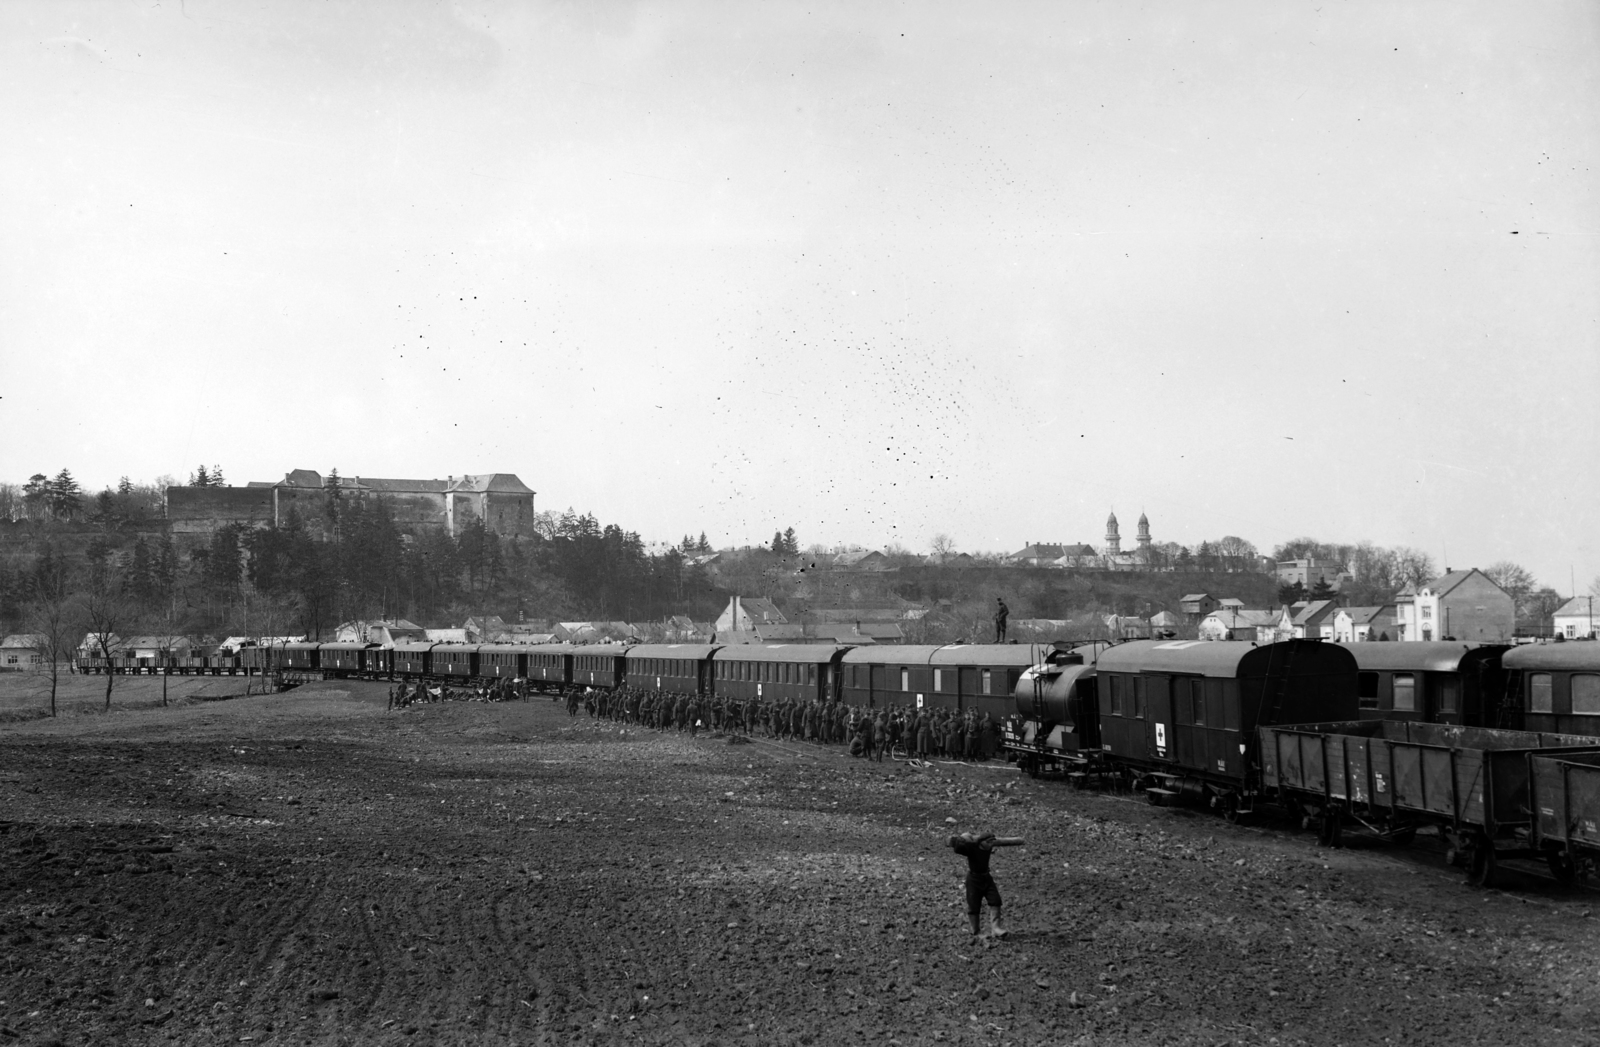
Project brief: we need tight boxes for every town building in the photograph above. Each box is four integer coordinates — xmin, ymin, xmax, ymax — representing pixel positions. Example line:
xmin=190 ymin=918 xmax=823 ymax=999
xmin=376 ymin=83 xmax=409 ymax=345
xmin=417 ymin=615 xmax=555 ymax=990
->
xmin=715 ymin=597 xmax=788 ymax=635
xmin=168 ymin=469 xmax=536 ymax=539
xmin=0 ymin=634 xmax=46 ymax=671
xmin=1290 ymin=600 xmax=1341 ymax=640
xmin=1275 ymin=557 xmax=1353 ymax=592
xmin=1331 ymin=605 xmax=1397 ymax=642
xmin=1393 ymin=569 xmax=1514 ymax=642
xmin=1198 ymin=608 xmax=1278 ymax=641
xmin=1552 ymin=596 xmax=1598 ymax=640
xmin=1180 ymin=593 xmax=1220 ymax=618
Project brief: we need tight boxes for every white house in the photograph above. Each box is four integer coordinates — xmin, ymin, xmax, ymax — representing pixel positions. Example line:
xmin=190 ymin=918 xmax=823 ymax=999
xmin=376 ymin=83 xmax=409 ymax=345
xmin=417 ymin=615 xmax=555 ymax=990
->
xmin=1552 ymin=596 xmax=1598 ymax=639
xmin=1394 ymin=569 xmax=1514 ymax=642
xmin=1331 ymin=605 xmax=1396 ymax=642
xmin=1199 ymin=608 xmax=1277 ymax=641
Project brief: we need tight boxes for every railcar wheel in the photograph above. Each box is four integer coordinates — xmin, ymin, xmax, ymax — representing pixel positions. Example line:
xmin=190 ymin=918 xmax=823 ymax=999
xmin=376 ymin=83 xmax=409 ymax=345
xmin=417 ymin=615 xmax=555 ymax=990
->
xmin=1222 ymin=798 xmax=1241 ymax=824
xmin=1025 ymin=756 xmax=1040 ymax=780
xmin=1546 ymin=851 xmax=1578 ymax=887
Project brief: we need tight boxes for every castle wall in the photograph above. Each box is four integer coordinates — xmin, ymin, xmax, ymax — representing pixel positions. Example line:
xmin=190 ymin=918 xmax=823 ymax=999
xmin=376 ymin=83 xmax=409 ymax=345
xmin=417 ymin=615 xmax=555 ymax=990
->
xmin=166 ymin=487 xmax=274 ymax=535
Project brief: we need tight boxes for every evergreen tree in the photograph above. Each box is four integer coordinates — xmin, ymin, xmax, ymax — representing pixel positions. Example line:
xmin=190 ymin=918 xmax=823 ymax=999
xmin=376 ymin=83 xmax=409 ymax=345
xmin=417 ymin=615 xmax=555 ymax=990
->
xmin=782 ymin=527 xmax=798 ymax=555
xmin=47 ymin=469 xmax=82 ymax=519
xmin=210 ymin=464 xmax=226 ymax=487
xmin=190 ymin=465 xmax=211 ymax=487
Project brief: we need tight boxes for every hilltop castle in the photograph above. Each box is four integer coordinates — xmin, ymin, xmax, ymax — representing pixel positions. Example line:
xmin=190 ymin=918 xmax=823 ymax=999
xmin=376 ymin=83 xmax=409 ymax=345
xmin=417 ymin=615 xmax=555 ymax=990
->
xmin=166 ymin=469 xmax=537 ymax=539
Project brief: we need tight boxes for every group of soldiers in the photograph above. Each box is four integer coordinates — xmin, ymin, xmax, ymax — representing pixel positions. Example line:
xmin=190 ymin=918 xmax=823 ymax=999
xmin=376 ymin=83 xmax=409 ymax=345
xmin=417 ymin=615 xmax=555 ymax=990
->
xmin=388 ymin=677 xmax=530 ymax=710
xmin=565 ymin=684 xmax=1004 ymax=762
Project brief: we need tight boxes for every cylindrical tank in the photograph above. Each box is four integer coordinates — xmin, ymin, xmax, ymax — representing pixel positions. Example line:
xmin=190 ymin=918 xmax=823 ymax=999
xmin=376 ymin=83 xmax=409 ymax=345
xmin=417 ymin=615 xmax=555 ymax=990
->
xmin=1013 ymin=663 xmax=1096 ymax=725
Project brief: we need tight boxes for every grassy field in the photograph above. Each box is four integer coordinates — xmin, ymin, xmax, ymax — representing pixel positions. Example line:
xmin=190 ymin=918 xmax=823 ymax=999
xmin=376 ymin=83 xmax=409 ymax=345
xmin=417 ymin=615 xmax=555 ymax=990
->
xmin=0 ymin=671 xmax=267 ymax=722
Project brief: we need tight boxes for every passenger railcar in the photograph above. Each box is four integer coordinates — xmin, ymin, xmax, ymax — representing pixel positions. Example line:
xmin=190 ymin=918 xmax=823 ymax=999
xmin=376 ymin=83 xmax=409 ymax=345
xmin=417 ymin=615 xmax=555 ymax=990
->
xmin=1502 ymin=643 xmax=1600 ymax=736
xmin=524 ymin=644 xmax=572 ymax=689
xmin=573 ymin=646 xmax=628 ymax=689
xmin=432 ymin=644 xmax=479 ymax=679
xmin=1339 ymin=641 xmax=1508 ymax=726
xmin=1092 ymin=639 xmax=1359 ymax=811
xmin=626 ymin=644 xmax=720 ymax=695
xmin=281 ymin=642 xmax=321 ymax=672
xmin=391 ymin=641 xmax=435 ymax=677
xmin=839 ymin=644 xmax=1041 ymax=712
xmin=478 ymin=644 xmax=527 ymax=679
xmin=712 ymin=644 xmax=848 ymax=704
xmin=319 ymin=642 xmax=373 ymax=678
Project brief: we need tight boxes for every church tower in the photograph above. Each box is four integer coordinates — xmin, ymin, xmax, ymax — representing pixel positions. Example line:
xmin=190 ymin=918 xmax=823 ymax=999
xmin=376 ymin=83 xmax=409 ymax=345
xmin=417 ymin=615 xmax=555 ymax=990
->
xmin=1137 ymin=512 xmax=1151 ymax=551
xmin=1105 ymin=511 xmax=1121 ymax=555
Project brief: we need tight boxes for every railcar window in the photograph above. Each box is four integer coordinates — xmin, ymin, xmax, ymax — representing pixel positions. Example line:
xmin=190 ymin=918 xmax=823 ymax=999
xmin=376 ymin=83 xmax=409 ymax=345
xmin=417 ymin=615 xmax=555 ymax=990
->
xmin=1392 ymin=673 xmax=1416 ymax=713
xmin=1108 ymin=676 xmax=1123 ymax=716
xmin=1437 ymin=679 xmax=1459 ymax=715
xmin=808 ymin=665 xmax=817 ymax=686
xmin=1007 ymin=670 xmax=1022 ymax=693
xmin=1132 ymin=677 xmax=1145 ymax=718
xmin=1529 ymin=673 xmax=1553 ymax=714
xmin=933 ymin=669 xmax=943 ymax=692
xmin=1572 ymin=674 xmax=1600 ymax=715
xmin=982 ymin=669 xmax=992 ymax=695
xmin=901 ymin=668 xmax=910 ymax=691
xmin=1191 ymin=680 xmax=1205 ymax=725
xmin=1358 ymin=672 xmax=1380 ymax=710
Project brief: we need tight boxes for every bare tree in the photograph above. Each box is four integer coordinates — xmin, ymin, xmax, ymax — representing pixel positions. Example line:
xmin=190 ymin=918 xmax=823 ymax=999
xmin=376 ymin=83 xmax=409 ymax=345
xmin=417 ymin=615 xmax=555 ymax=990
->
xmin=77 ymin=583 xmax=131 ymax=711
xmin=25 ymin=556 xmax=75 ymax=718
xmin=929 ymin=533 xmax=956 ymax=560
xmin=1483 ymin=561 xmax=1538 ymax=611
xmin=1391 ymin=547 xmax=1437 ymax=592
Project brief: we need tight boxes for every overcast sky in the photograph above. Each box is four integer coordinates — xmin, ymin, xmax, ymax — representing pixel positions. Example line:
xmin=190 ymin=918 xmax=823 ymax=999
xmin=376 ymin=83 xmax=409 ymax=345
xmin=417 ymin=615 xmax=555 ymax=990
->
xmin=2 ymin=1 xmax=1596 ymax=587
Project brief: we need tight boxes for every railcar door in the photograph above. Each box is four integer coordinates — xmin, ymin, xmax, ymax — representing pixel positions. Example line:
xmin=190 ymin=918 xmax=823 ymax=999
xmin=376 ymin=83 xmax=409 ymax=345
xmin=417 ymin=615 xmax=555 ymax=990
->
xmin=1145 ymin=674 xmax=1174 ymax=762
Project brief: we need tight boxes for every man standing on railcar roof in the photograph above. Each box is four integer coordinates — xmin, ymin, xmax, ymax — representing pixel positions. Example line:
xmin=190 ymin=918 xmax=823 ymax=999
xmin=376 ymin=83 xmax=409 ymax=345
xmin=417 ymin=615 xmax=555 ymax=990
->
xmin=994 ymin=598 xmax=1009 ymax=643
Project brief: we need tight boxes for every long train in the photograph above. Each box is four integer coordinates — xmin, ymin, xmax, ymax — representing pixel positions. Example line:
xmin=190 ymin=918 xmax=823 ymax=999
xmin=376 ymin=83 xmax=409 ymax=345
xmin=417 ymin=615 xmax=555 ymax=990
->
xmin=79 ymin=635 xmax=1600 ymax=886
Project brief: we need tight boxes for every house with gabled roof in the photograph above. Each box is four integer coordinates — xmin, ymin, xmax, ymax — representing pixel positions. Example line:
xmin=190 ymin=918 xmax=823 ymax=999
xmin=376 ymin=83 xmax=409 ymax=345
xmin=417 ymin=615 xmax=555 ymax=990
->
xmin=1395 ymin=568 xmax=1513 ymax=642
xmin=1291 ymin=599 xmax=1341 ymax=640
xmin=1551 ymin=597 xmax=1597 ymax=640
xmin=1332 ymin=605 xmax=1396 ymax=643
xmin=1198 ymin=608 xmax=1278 ymax=642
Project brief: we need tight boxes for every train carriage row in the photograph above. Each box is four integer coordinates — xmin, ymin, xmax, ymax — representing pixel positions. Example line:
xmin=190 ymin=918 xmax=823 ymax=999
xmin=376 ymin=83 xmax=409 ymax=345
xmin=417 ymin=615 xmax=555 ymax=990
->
xmin=1005 ymin=637 xmax=1600 ymax=885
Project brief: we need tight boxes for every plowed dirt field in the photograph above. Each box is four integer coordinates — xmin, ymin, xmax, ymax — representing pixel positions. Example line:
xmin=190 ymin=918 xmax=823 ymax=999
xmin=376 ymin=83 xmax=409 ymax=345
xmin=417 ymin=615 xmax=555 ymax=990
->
xmin=2 ymin=680 xmax=1598 ymax=1046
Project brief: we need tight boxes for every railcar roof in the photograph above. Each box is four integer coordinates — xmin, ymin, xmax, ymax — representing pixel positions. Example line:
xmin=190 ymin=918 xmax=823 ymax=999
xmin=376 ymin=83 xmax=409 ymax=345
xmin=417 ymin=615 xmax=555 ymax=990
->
xmin=1503 ymin=642 xmax=1600 ymax=671
xmin=1095 ymin=639 xmax=1356 ymax=677
xmin=840 ymin=644 xmax=1045 ymax=667
xmin=391 ymin=642 xmax=437 ymax=653
xmin=626 ymin=644 xmax=723 ymax=659
xmin=1336 ymin=641 xmax=1502 ymax=673
xmin=714 ymin=644 xmax=852 ymax=663
xmin=319 ymin=642 xmax=376 ymax=651
xmin=476 ymin=644 xmax=538 ymax=656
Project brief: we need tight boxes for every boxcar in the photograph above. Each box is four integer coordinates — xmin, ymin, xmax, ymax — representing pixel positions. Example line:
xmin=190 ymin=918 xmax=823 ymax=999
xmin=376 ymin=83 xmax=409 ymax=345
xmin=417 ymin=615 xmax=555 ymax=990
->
xmin=1339 ymin=641 xmax=1509 ymax=726
xmin=1502 ymin=642 xmax=1600 ymax=737
xmin=320 ymin=642 xmax=374 ymax=678
xmin=524 ymin=644 xmax=573 ymax=689
xmin=282 ymin=642 xmax=322 ymax=672
xmin=627 ymin=644 xmax=721 ymax=695
xmin=573 ymin=646 xmax=628 ymax=689
xmin=432 ymin=644 xmax=479 ymax=679
xmin=840 ymin=644 xmax=1043 ymax=712
xmin=1095 ymin=639 xmax=1359 ymax=808
xmin=392 ymin=642 xmax=435 ymax=678
xmin=477 ymin=644 xmax=528 ymax=680
xmin=712 ymin=644 xmax=848 ymax=704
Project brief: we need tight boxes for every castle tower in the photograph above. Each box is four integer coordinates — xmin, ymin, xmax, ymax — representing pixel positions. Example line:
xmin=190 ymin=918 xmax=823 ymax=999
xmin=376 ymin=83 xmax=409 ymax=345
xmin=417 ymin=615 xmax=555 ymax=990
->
xmin=1105 ymin=511 xmax=1121 ymax=555
xmin=1137 ymin=512 xmax=1151 ymax=550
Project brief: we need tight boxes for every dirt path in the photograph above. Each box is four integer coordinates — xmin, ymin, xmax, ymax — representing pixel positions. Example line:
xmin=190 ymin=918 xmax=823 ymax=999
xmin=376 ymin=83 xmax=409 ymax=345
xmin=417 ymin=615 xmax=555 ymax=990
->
xmin=2 ymin=683 xmax=1597 ymax=1046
